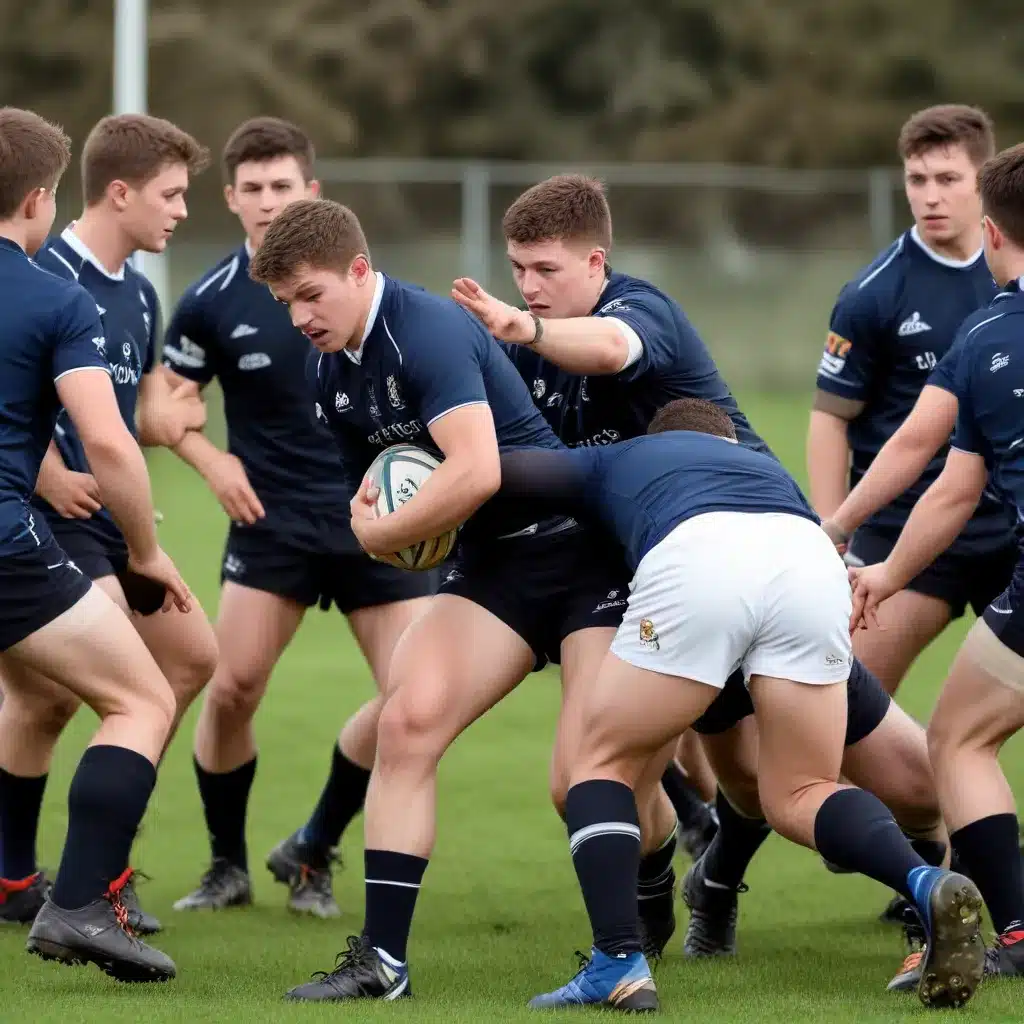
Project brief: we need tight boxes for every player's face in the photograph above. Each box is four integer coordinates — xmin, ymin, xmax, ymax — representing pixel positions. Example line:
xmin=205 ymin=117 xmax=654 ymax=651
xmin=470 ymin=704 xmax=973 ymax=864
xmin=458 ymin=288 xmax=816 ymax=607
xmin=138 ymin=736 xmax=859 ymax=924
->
xmin=507 ymin=239 xmax=607 ymax=319
xmin=270 ymin=258 xmax=373 ymax=352
xmin=122 ymin=163 xmax=190 ymax=253
xmin=903 ymin=145 xmax=981 ymax=249
xmin=226 ymin=156 xmax=319 ymax=250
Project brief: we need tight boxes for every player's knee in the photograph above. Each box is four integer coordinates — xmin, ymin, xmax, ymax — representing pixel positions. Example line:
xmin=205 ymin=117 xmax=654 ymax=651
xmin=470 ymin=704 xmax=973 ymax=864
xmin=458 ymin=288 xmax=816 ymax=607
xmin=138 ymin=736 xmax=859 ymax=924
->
xmin=374 ymin=684 xmax=451 ymax=764
xmin=3 ymin=687 xmax=79 ymax=739
xmin=164 ymin=627 xmax=218 ymax=708
xmin=207 ymin=662 xmax=270 ymax=721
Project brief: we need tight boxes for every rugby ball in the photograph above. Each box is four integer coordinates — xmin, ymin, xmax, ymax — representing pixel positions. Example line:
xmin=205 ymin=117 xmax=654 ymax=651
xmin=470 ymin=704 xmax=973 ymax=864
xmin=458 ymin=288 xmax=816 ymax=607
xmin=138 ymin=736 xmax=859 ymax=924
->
xmin=366 ymin=443 xmax=458 ymax=571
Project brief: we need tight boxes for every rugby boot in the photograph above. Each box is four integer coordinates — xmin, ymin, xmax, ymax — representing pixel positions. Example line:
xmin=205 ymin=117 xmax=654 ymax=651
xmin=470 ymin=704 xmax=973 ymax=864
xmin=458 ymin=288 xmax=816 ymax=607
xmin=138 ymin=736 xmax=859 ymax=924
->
xmin=682 ymin=849 xmax=746 ymax=957
xmin=0 ymin=872 xmax=49 ymax=924
xmin=266 ymin=832 xmax=340 ymax=918
xmin=172 ymin=857 xmax=252 ymax=911
xmin=529 ymin=948 xmax=658 ymax=1011
xmin=285 ymin=934 xmax=410 ymax=1002
xmin=121 ymin=871 xmax=162 ymax=935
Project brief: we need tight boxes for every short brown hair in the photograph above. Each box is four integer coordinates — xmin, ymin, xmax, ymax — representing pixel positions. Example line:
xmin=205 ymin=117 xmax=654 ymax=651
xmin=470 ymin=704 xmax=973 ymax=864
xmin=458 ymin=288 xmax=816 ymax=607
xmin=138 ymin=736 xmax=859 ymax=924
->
xmin=978 ymin=144 xmax=1024 ymax=249
xmin=0 ymin=108 xmax=70 ymax=220
xmin=249 ymin=199 xmax=369 ymax=284
xmin=647 ymin=398 xmax=737 ymax=440
xmin=898 ymin=105 xmax=995 ymax=167
xmin=82 ymin=114 xmax=209 ymax=206
xmin=222 ymin=117 xmax=315 ymax=185
xmin=503 ymin=174 xmax=612 ymax=249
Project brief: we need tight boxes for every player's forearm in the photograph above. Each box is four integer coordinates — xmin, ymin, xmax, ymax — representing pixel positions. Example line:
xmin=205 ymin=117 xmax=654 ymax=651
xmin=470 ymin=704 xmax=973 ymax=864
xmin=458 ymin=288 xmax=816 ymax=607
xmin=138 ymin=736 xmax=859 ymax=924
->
xmin=369 ymin=457 xmax=500 ymax=552
xmin=171 ymin=429 xmax=225 ymax=483
xmin=34 ymin=440 xmax=68 ymax=497
xmin=884 ymin=484 xmax=979 ymax=591
xmin=806 ymin=410 xmax=851 ymax=518
xmin=83 ymin=433 xmax=159 ymax=559
xmin=832 ymin=432 xmax=936 ymax=537
xmin=528 ymin=317 xmax=631 ymax=375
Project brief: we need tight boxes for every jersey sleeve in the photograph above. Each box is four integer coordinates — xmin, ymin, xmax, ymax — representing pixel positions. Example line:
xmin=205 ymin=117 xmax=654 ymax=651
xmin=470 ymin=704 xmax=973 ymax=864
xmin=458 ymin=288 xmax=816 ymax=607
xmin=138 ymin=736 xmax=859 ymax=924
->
xmin=949 ymin=343 xmax=983 ymax=455
xmin=593 ymin=291 xmax=680 ymax=383
xmin=162 ymin=286 xmax=217 ymax=385
xmin=815 ymin=284 xmax=885 ymax=400
xmin=142 ymin=284 xmax=162 ymax=374
xmin=50 ymin=286 xmax=112 ymax=382
xmin=401 ymin=304 xmax=490 ymax=426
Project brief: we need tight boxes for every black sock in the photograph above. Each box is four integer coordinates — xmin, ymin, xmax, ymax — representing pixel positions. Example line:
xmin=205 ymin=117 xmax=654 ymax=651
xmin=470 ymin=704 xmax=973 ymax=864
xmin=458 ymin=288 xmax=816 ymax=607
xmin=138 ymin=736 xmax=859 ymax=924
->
xmin=950 ymin=814 xmax=1024 ymax=934
xmin=909 ymin=836 xmax=947 ymax=867
xmin=813 ymin=788 xmax=927 ymax=901
xmin=660 ymin=761 xmax=710 ymax=832
xmin=566 ymin=779 xmax=643 ymax=958
xmin=50 ymin=745 xmax=156 ymax=910
xmin=0 ymin=767 xmax=47 ymax=880
xmin=300 ymin=745 xmax=371 ymax=863
xmin=193 ymin=755 xmax=256 ymax=871
xmin=637 ymin=824 xmax=677 ymax=920
xmin=363 ymin=849 xmax=428 ymax=963
xmin=702 ymin=789 xmax=771 ymax=888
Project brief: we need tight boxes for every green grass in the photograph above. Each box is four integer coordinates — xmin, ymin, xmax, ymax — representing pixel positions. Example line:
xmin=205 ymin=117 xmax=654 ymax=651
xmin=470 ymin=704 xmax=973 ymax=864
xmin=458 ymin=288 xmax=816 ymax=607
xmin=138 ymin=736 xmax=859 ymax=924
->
xmin=2 ymin=392 xmax=1022 ymax=1023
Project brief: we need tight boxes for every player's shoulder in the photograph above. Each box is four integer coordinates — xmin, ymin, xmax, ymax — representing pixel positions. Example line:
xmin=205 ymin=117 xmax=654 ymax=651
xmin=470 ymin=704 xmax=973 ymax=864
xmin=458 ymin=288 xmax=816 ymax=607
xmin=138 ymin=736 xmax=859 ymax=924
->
xmin=597 ymin=271 xmax=674 ymax=314
xmin=959 ymin=286 xmax=1024 ymax=357
xmin=33 ymin=234 xmax=83 ymax=282
xmin=179 ymin=245 xmax=247 ymax=308
xmin=383 ymin=274 xmax=489 ymax=345
xmin=836 ymin=232 xmax=911 ymax=309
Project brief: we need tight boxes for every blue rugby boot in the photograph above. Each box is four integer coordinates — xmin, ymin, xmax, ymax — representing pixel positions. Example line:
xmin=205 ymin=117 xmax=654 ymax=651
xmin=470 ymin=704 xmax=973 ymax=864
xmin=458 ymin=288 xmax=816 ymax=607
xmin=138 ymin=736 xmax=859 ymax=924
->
xmin=529 ymin=948 xmax=658 ymax=1012
xmin=906 ymin=867 xmax=985 ymax=1008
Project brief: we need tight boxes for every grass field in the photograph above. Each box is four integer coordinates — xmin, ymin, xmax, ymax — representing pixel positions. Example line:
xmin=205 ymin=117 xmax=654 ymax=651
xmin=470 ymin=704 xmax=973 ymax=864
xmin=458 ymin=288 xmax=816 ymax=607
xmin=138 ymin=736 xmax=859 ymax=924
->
xmin=2 ymin=392 xmax=1022 ymax=1023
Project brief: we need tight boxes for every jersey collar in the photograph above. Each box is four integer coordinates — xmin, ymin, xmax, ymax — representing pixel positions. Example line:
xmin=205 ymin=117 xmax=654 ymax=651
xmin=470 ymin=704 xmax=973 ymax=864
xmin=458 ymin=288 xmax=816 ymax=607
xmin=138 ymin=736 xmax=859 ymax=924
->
xmin=61 ymin=224 xmax=126 ymax=281
xmin=909 ymin=224 xmax=983 ymax=269
xmin=344 ymin=272 xmax=385 ymax=365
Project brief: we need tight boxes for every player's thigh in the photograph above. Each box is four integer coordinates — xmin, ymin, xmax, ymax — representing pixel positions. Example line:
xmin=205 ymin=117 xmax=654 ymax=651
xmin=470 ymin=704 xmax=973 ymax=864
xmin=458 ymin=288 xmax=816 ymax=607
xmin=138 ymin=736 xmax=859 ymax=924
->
xmin=6 ymin=584 xmax=174 ymax=727
xmin=348 ymin=585 xmax=436 ymax=696
xmin=132 ymin=591 xmax=218 ymax=696
xmin=213 ymin=581 xmax=306 ymax=693
xmin=377 ymin=593 xmax=536 ymax=757
xmin=928 ymin=619 xmax=1024 ymax=759
xmin=841 ymin=699 xmax=937 ymax=825
xmin=572 ymin=650 xmax=720 ymax=787
xmin=699 ymin=715 xmax=762 ymax=815
xmin=551 ymin=626 xmax=617 ymax=805
xmin=0 ymin=655 xmax=81 ymax=733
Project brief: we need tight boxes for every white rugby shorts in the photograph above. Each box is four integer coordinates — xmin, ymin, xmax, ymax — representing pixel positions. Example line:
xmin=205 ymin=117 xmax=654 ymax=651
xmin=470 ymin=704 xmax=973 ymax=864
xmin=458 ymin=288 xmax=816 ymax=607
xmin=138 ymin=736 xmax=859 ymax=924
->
xmin=610 ymin=511 xmax=852 ymax=687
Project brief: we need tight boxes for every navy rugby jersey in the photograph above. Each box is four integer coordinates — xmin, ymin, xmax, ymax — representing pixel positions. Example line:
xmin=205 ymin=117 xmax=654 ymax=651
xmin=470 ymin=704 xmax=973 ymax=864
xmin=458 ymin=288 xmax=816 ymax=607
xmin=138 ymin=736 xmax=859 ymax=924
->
xmin=311 ymin=272 xmax=564 ymax=540
xmin=497 ymin=432 xmax=814 ymax=573
xmin=949 ymin=279 xmax=1024 ymax=543
xmin=0 ymin=237 xmax=109 ymax=554
xmin=502 ymin=270 xmax=770 ymax=453
xmin=163 ymin=244 xmax=354 ymax=507
xmin=816 ymin=226 xmax=1005 ymax=549
xmin=33 ymin=227 xmax=159 ymax=549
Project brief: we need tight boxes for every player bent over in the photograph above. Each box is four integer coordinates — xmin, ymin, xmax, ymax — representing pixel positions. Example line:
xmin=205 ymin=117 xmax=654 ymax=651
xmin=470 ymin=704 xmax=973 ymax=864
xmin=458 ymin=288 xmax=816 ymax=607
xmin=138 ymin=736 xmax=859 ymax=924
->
xmin=0 ymin=107 xmax=188 ymax=981
xmin=851 ymin=142 xmax=1024 ymax=990
xmin=496 ymin=399 xmax=985 ymax=1012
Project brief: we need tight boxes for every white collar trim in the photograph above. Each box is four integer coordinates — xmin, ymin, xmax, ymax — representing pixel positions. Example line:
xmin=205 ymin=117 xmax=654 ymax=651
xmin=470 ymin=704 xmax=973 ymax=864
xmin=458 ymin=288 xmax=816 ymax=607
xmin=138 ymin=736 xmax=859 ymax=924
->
xmin=344 ymin=272 xmax=385 ymax=365
xmin=910 ymin=224 xmax=983 ymax=269
xmin=62 ymin=224 xmax=125 ymax=281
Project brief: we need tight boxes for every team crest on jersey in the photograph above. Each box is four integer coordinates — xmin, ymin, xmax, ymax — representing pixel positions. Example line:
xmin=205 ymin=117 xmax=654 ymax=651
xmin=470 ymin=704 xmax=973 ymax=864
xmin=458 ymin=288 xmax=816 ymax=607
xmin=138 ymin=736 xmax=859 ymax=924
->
xmin=532 ymin=378 xmax=547 ymax=400
xmin=546 ymin=392 xmax=563 ymax=407
xmin=91 ymin=336 xmax=106 ymax=355
xmin=386 ymin=375 xmax=406 ymax=410
xmin=639 ymin=618 xmax=660 ymax=650
xmin=335 ymin=391 xmax=350 ymax=411
xmin=898 ymin=312 xmax=931 ymax=336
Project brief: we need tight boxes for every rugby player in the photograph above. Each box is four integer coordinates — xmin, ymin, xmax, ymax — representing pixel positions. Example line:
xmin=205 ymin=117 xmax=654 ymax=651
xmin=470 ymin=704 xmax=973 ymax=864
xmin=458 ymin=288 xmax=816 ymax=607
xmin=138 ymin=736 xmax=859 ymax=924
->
xmin=808 ymin=105 xmax=1015 ymax=696
xmin=851 ymin=142 xmax=1024 ymax=988
xmin=0 ymin=114 xmax=216 ymax=935
xmin=248 ymin=198 xmax=632 ymax=1002
xmin=455 ymin=174 xmax=945 ymax=958
xmin=0 ymin=106 xmax=187 ymax=981
xmin=160 ymin=118 xmax=436 ymax=918
xmin=495 ymin=398 xmax=985 ymax=1011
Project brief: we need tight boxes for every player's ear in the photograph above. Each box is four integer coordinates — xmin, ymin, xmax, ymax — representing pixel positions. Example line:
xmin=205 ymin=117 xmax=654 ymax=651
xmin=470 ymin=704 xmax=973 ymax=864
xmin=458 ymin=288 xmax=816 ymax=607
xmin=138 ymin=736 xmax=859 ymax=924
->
xmin=588 ymin=248 xmax=606 ymax=274
xmin=224 ymin=183 xmax=238 ymax=214
xmin=21 ymin=186 xmax=43 ymax=222
xmin=307 ymin=178 xmax=321 ymax=199
xmin=983 ymin=215 xmax=1002 ymax=251
xmin=108 ymin=178 xmax=131 ymax=211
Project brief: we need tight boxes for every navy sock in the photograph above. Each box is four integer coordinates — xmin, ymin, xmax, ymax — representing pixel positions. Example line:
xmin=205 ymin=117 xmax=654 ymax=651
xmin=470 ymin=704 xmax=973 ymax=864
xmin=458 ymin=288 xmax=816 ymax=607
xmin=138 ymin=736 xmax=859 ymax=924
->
xmin=363 ymin=849 xmax=428 ymax=963
xmin=0 ymin=767 xmax=47 ymax=880
xmin=51 ymin=745 xmax=156 ymax=910
xmin=951 ymin=814 xmax=1024 ymax=934
xmin=566 ymin=779 xmax=643 ymax=958
xmin=300 ymin=745 xmax=371 ymax=864
xmin=813 ymin=788 xmax=927 ymax=901
xmin=637 ymin=824 xmax=677 ymax=919
xmin=194 ymin=755 xmax=256 ymax=871
xmin=703 ymin=789 xmax=771 ymax=888
xmin=909 ymin=836 xmax=947 ymax=867
xmin=660 ymin=761 xmax=709 ymax=832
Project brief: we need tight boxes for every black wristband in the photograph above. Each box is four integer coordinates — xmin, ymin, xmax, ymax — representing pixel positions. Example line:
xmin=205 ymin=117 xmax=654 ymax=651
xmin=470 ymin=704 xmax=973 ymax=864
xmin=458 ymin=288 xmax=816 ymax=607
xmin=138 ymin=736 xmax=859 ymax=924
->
xmin=523 ymin=312 xmax=544 ymax=347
